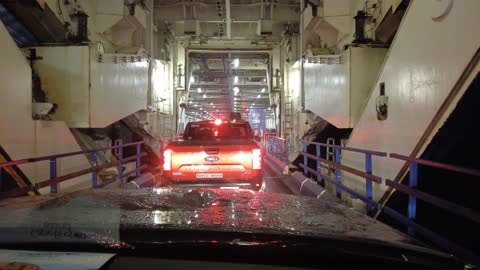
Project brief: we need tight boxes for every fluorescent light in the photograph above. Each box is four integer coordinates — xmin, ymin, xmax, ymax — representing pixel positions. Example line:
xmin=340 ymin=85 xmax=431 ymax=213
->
xmin=190 ymin=77 xmax=195 ymax=83
xmin=200 ymin=108 xmax=203 ymax=110
xmin=233 ymin=87 xmax=240 ymax=94
xmin=203 ymin=94 xmax=207 ymax=98
xmin=233 ymin=58 xmax=239 ymax=68
xmin=194 ymin=104 xmax=198 ymax=107
xmin=210 ymin=102 xmax=213 ymax=105
xmin=257 ymin=94 xmax=261 ymax=98
xmin=261 ymin=88 xmax=266 ymax=93
xmin=188 ymin=100 xmax=192 ymax=104
xmin=234 ymin=76 xmax=239 ymax=84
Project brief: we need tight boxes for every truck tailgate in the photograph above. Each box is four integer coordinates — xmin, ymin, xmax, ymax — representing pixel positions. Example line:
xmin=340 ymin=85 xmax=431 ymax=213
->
xmin=170 ymin=144 xmax=256 ymax=180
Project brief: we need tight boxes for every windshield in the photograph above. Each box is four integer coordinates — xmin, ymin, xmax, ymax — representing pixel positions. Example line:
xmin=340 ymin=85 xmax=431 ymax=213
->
xmin=0 ymin=0 xmax=478 ymax=268
xmin=183 ymin=122 xmax=253 ymax=141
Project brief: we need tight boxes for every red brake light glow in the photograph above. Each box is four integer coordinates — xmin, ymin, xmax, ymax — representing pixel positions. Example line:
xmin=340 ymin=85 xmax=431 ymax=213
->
xmin=163 ymin=149 xmax=172 ymax=171
xmin=214 ymin=119 xmax=222 ymax=126
xmin=252 ymin=148 xmax=262 ymax=170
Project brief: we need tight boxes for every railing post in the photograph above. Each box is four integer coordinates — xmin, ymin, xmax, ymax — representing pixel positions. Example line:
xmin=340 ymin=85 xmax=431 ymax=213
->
xmin=285 ymin=141 xmax=289 ymax=165
xmin=91 ymin=152 xmax=98 ymax=188
xmin=277 ymin=139 xmax=280 ymax=159
xmin=303 ymin=142 xmax=308 ymax=176
xmin=365 ymin=154 xmax=373 ymax=216
xmin=273 ymin=138 xmax=276 ymax=157
xmin=316 ymin=144 xmax=322 ymax=185
xmin=117 ymin=145 xmax=124 ymax=183
xmin=265 ymin=137 xmax=269 ymax=155
xmin=275 ymin=139 xmax=278 ymax=160
xmin=335 ymin=148 xmax=341 ymax=198
xmin=408 ymin=161 xmax=418 ymax=236
xmin=136 ymin=143 xmax=141 ymax=177
xmin=49 ymin=158 xmax=57 ymax=193
xmin=275 ymin=139 xmax=279 ymax=160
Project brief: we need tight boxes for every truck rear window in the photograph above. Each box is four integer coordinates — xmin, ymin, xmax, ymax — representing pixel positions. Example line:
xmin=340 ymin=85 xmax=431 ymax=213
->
xmin=183 ymin=122 xmax=253 ymax=141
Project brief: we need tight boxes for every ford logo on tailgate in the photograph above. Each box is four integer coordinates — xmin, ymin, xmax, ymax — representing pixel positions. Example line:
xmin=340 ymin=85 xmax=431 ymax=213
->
xmin=205 ymin=156 xmax=220 ymax=162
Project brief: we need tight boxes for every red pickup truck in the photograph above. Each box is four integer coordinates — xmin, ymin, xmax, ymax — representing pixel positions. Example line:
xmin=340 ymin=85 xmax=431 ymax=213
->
xmin=162 ymin=119 xmax=263 ymax=190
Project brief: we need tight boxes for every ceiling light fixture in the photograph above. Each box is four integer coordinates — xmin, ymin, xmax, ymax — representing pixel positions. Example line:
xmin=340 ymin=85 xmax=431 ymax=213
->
xmin=257 ymin=94 xmax=261 ymax=98
xmin=197 ymin=88 xmax=202 ymax=93
xmin=233 ymin=87 xmax=240 ymax=94
xmin=190 ymin=77 xmax=195 ymax=83
xmin=233 ymin=58 xmax=239 ymax=68
xmin=261 ymin=88 xmax=266 ymax=93
xmin=234 ymin=76 xmax=239 ymax=84
xmin=203 ymin=94 xmax=207 ymax=98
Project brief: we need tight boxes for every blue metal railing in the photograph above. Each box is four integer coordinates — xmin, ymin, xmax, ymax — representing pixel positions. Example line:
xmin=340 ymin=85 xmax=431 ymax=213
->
xmin=263 ymin=135 xmax=480 ymax=264
xmin=383 ymin=153 xmax=480 ymax=265
xmin=299 ymin=140 xmax=387 ymax=215
xmin=0 ymin=141 xmax=146 ymax=198
xmin=264 ymin=135 xmax=289 ymax=167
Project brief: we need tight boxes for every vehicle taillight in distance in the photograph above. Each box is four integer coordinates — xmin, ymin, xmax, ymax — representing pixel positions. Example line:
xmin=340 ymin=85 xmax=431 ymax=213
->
xmin=163 ymin=149 xmax=172 ymax=171
xmin=252 ymin=148 xmax=262 ymax=170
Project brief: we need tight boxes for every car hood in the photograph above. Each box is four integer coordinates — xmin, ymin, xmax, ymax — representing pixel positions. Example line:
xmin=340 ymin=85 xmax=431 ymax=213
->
xmin=0 ymin=188 xmax=413 ymax=247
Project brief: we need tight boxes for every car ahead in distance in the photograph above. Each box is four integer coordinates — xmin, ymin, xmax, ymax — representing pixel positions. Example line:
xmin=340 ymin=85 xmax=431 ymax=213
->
xmin=162 ymin=119 xmax=263 ymax=190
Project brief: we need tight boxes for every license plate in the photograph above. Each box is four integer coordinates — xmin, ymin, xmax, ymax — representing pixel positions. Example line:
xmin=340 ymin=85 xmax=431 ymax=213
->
xmin=196 ymin=173 xmax=223 ymax=179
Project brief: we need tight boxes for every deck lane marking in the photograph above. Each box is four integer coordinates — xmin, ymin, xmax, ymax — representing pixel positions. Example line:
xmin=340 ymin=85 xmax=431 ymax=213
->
xmin=300 ymin=178 xmax=309 ymax=192
xmin=317 ymin=190 xmax=327 ymax=199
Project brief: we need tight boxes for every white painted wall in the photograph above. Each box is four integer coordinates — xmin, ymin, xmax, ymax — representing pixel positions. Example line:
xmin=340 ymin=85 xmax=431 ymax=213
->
xmin=304 ymin=47 xmax=386 ymax=128
xmin=90 ymin=52 xmax=149 ymax=127
xmin=341 ymin=0 xmax=480 ymax=201
xmin=349 ymin=47 xmax=388 ymax=127
xmin=34 ymin=46 xmax=148 ymax=128
xmin=0 ymin=22 xmax=91 ymax=194
xmin=42 ymin=0 xmax=147 ymax=53
xmin=152 ymin=60 xmax=173 ymax=114
xmin=301 ymin=0 xmax=395 ymax=52
xmin=304 ymin=56 xmax=349 ymax=128
xmin=34 ymin=47 xmax=90 ymax=127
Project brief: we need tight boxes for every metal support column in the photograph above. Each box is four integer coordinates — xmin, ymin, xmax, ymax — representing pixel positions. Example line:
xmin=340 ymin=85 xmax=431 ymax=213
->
xmin=49 ymin=158 xmax=57 ymax=193
xmin=365 ymin=154 xmax=373 ymax=215
xmin=91 ymin=152 xmax=98 ymax=188
xmin=316 ymin=144 xmax=322 ymax=185
xmin=335 ymin=148 xmax=341 ymax=198
xmin=303 ymin=142 xmax=308 ymax=176
xmin=136 ymin=144 xmax=141 ymax=177
xmin=117 ymin=146 xmax=124 ymax=183
xmin=408 ymin=161 xmax=418 ymax=236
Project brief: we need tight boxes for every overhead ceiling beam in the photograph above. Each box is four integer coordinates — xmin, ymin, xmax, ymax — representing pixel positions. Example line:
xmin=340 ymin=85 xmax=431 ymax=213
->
xmin=192 ymin=70 xmax=267 ymax=77
xmin=225 ymin=0 xmax=231 ymax=39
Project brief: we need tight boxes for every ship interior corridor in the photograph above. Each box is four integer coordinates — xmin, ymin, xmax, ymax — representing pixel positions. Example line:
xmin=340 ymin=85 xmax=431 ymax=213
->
xmin=0 ymin=0 xmax=480 ymax=268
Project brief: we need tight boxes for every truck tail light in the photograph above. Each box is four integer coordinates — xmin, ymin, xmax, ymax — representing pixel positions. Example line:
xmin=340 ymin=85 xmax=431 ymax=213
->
xmin=163 ymin=149 xmax=172 ymax=171
xmin=252 ymin=148 xmax=262 ymax=170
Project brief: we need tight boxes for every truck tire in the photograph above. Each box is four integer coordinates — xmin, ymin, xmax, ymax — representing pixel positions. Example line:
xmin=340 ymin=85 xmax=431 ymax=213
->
xmin=250 ymin=175 xmax=264 ymax=191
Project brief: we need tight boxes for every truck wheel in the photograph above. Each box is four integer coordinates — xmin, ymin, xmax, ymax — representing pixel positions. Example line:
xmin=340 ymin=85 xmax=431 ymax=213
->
xmin=251 ymin=175 xmax=264 ymax=191
xmin=158 ymin=176 xmax=172 ymax=187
